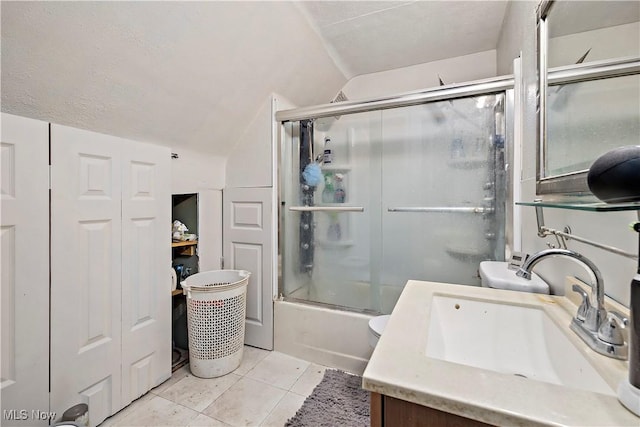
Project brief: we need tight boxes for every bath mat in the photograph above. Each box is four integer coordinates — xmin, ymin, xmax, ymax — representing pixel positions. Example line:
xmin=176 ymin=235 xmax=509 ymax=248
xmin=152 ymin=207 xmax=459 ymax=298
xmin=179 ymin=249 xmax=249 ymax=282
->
xmin=285 ymin=369 xmax=369 ymax=427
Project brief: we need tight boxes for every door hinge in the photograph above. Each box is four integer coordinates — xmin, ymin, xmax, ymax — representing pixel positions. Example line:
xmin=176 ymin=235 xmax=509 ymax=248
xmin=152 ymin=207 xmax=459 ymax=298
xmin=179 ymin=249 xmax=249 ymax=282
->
xmin=48 ymin=165 xmax=52 ymax=189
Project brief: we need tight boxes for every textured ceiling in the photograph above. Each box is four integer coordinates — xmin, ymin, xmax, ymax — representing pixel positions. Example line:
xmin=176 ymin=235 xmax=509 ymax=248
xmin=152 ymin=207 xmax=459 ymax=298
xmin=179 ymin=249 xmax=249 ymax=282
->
xmin=1 ymin=1 xmax=346 ymax=156
xmin=1 ymin=1 xmax=512 ymax=157
xmin=298 ymin=1 xmax=509 ymax=78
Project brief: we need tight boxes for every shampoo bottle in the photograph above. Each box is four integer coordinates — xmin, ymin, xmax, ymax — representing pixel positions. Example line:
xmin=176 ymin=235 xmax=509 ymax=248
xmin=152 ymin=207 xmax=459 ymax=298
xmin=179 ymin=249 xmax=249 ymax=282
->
xmin=323 ymin=137 xmax=333 ymax=164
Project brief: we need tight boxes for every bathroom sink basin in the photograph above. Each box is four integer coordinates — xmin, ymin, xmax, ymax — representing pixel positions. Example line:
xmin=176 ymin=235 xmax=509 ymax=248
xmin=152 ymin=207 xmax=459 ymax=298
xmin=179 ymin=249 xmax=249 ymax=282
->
xmin=426 ymin=295 xmax=614 ymax=396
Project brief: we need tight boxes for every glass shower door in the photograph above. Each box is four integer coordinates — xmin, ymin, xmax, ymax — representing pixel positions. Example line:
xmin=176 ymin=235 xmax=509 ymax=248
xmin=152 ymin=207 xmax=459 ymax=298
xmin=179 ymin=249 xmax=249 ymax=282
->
xmin=375 ymin=94 xmax=506 ymax=313
xmin=280 ymin=111 xmax=383 ymax=312
xmin=280 ymin=92 xmax=506 ymax=314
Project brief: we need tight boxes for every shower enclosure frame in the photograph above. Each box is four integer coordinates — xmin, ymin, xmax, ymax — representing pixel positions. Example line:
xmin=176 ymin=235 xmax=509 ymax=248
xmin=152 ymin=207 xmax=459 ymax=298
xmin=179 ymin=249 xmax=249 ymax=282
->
xmin=276 ymin=75 xmax=517 ymax=314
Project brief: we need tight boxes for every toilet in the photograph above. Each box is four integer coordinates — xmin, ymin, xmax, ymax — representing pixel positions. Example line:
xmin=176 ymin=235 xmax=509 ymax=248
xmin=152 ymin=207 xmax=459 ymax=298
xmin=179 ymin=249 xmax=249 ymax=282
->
xmin=368 ymin=315 xmax=390 ymax=348
xmin=479 ymin=260 xmax=550 ymax=294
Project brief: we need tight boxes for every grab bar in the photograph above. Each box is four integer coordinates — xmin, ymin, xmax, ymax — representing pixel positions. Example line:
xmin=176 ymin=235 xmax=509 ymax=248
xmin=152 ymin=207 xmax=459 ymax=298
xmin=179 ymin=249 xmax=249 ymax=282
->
xmin=289 ymin=206 xmax=489 ymax=213
xmin=387 ymin=206 xmax=493 ymax=214
xmin=289 ymin=206 xmax=365 ymax=212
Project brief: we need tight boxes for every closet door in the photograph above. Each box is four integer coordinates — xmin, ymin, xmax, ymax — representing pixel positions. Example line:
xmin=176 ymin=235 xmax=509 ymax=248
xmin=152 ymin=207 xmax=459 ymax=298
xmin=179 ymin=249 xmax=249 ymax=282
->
xmin=121 ymin=142 xmax=171 ymax=405
xmin=50 ymin=125 xmax=123 ymax=426
xmin=223 ymin=187 xmax=273 ymax=350
xmin=1 ymin=114 xmax=49 ymax=426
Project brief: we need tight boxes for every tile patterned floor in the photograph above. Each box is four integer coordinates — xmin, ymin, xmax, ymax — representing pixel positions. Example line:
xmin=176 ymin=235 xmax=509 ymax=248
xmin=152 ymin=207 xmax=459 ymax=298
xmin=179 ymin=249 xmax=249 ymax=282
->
xmin=100 ymin=346 xmax=327 ymax=427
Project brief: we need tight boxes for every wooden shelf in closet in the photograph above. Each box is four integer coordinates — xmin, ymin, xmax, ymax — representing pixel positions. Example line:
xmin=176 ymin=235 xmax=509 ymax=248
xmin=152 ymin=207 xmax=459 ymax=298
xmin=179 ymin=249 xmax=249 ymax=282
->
xmin=171 ymin=289 xmax=183 ymax=297
xmin=172 ymin=240 xmax=198 ymax=256
xmin=171 ymin=240 xmax=198 ymax=247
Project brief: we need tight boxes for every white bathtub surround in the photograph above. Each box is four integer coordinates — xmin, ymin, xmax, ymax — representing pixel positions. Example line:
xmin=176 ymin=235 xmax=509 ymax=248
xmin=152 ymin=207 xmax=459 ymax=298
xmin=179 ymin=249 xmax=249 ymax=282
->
xmin=274 ymin=301 xmax=373 ymax=374
xmin=286 ymin=280 xmax=403 ymax=315
xmin=363 ymin=280 xmax=638 ymax=426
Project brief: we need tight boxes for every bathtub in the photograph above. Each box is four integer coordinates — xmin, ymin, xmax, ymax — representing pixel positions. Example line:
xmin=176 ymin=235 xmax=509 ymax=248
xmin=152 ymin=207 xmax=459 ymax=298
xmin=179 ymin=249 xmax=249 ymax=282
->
xmin=274 ymin=300 xmax=374 ymax=375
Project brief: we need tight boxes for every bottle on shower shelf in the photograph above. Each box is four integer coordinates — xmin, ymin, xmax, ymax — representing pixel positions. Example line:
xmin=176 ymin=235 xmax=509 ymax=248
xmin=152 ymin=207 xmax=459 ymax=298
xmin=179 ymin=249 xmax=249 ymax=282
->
xmin=323 ymin=137 xmax=333 ymax=164
xmin=327 ymin=213 xmax=342 ymax=241
xmin=334 ymin=173 xmax=346 ymax=203
xmin=450 ymin=137 xmax=465 ymax=159
xmin=474 ymin=137 xmax=484 ymax=155
xmin=322 ymin=172 xmax=335 ymax=203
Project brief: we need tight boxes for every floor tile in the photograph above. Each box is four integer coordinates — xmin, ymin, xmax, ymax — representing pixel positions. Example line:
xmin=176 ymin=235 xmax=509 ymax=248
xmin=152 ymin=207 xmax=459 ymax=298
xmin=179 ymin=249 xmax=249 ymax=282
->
xmin=290 ymin=363 xmax=327 ymax=397
xmin=187 ymin=413 xmax=231 ymax=427
xmin=98 ymin=392 xmax=155 ymax=427
xmin=160 ymin=373 xmax=241 ymax=412
xmin=203 ymin=377 xmax=287 ymax=427
xmin=260 ymin=392 xmax=305 ymax=427
xmin=150 ymin=364 xmax=191 ymax=395
xmin=100 ymin=351 xmax=321 ymax=427
xmin=245 ymin=352 xmax=310 ymax=390
xmin=233 ymin=345 xmax=270 ymax=376
xmin=114 ymin=395 xmax=199 ymax=426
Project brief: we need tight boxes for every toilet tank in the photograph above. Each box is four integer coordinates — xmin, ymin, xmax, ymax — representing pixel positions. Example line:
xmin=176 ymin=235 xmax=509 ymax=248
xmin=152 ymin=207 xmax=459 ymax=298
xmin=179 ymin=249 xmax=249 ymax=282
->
xmin=479 ymin=261 xmax=550 ymax=294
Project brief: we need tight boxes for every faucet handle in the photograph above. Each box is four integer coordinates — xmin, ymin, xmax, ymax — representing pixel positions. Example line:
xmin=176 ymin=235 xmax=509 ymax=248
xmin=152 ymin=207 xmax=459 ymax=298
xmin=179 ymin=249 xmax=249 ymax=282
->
xmin=607 ymin=310 xmax=629 ymax=327
xmin=571 ymin=284 xmax=591 ymax=322
xmin=597 ymin=311 xmax=627 ymax=346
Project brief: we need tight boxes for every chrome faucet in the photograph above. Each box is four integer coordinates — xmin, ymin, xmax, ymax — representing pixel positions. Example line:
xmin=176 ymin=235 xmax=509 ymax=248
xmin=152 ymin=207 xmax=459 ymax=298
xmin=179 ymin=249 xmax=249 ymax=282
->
xmin=516 ymin=248 xmax=628 ymax=360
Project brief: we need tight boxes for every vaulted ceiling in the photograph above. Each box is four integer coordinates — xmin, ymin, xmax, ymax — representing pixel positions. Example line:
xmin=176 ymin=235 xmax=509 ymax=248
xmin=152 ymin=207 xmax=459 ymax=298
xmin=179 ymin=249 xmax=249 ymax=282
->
xmin=1 ymin=1 xmax=510 ymax=156
xmin=298 ymin=1 xmax=509 ymax=78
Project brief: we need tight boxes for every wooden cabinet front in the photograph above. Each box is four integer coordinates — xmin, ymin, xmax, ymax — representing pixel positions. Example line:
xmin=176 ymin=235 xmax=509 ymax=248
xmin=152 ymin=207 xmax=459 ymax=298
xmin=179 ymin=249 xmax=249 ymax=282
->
xmin=371 ymin=392 xmax=493 ymax=427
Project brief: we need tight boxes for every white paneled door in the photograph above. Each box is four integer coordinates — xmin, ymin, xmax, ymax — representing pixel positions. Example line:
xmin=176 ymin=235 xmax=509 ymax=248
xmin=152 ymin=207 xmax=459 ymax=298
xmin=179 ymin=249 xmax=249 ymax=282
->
xmin=51 ymin=125 xmax=171 ymax=426
xmin=223 ymin=187 xmax=273 ymax=350
xmin=50 ymin=125 xmax=124 ymax=425
xmin=0 ymin=114 xmax=50 ymax=426
xmin=121 ymin=142 xmax=171 ymax=406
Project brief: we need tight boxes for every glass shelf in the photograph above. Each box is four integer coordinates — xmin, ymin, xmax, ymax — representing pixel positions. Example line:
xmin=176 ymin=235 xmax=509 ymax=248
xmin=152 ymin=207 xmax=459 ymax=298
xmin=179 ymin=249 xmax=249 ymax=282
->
xmin=516 ymin=200 xmax=640 ymax=212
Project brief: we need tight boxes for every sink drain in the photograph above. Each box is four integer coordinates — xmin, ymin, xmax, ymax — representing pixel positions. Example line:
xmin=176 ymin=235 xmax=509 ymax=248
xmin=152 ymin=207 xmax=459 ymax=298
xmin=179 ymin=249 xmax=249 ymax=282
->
xmin=513 ymin=373 xmax=528 ymax=378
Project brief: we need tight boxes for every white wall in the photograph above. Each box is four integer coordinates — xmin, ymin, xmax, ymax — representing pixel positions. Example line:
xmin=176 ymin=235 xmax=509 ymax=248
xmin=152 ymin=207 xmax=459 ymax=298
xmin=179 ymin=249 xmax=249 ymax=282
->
xmin=226 ymin=93 xmax=297 ymax=189
xmin=226 ymin=97 xmax=274 ymax=188
xmin=497 ymin=1 xmax=637 ymax=306
xmin=341 ymin=50 xmax=498 ymax=100
xmin=170 ymin=147 xmax=226 ymax=194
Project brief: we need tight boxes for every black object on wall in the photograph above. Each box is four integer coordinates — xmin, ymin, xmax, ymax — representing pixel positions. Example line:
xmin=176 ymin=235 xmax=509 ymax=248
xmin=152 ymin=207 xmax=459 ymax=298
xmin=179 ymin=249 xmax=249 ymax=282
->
xmin=299 ymin=120 xmax=315 ymax=273
xmin=587 ymin=145 xmax=640 ymax=203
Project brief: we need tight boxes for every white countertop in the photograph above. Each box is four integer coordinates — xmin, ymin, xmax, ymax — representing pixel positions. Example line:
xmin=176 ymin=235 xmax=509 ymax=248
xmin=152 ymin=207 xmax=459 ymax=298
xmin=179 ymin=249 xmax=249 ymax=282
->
xmin=362 ymin=280 xmax=639 ymax=426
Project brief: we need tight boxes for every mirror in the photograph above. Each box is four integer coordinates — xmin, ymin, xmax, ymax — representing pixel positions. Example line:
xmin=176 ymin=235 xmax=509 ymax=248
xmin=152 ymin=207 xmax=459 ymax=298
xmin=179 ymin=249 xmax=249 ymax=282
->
xmin=536 ymin=0 xmax=640 ymax=195
xmin=547 ymin=1 xmax=639 ymax=68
